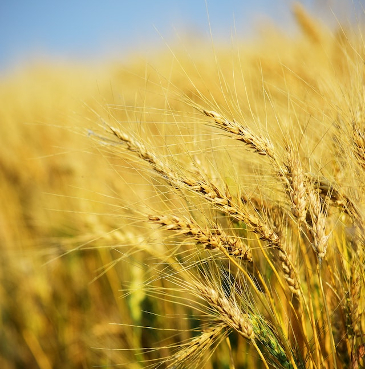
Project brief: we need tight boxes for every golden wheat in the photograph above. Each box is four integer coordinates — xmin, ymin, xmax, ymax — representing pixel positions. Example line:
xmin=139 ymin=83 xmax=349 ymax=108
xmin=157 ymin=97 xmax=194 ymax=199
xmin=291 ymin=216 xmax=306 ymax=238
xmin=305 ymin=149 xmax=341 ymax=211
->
xmin=1 ymin=2 xmax=365 ymax=368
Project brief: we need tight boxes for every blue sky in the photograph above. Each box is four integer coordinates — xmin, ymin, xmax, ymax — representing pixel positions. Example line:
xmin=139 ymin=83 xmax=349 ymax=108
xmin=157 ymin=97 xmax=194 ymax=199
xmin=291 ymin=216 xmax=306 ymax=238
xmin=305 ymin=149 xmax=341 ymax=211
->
xmin=0 ymin=0 xmax=363 ymax=75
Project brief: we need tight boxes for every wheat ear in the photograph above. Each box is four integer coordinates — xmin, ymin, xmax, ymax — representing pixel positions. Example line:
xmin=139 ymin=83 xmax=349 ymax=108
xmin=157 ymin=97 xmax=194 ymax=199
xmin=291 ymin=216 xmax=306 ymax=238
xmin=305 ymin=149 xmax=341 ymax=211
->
xmin=306 ymin=185 xmax=328 ymax=260
xmin=352 ymin=116 xmax=365 ymax=170
xmin=283 ymin=146 xmax=307 ymax=225
xmin=195 ymin=283 xmax=254 ymax=340
xmin=202 ymin=109 xmax=275 ymax=159
xmin=149 ymin=214 xmax=252 ymax=261
xmin=165 ymin=323 xmax=226 ymax=368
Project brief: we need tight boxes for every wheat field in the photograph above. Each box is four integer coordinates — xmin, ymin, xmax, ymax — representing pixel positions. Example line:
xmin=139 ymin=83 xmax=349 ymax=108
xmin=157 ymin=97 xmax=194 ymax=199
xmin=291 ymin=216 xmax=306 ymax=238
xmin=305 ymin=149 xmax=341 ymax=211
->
xmin=0 ymin=3 xmax=364 ymax=368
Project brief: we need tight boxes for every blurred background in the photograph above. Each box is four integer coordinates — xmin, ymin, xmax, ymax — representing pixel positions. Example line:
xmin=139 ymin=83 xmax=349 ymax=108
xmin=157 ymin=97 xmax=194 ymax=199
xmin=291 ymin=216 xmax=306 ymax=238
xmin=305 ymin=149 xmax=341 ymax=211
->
xmin=1 ymin=0 xmax=363 ymax=76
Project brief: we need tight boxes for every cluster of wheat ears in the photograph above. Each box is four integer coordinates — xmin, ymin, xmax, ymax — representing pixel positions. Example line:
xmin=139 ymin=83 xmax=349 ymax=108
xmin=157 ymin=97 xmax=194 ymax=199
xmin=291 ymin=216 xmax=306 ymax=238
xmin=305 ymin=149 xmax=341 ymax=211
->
xmin=6 ymin=3 xmax=365 ymax=368
xmin=80 ymin=5 xmax=365 ymax=369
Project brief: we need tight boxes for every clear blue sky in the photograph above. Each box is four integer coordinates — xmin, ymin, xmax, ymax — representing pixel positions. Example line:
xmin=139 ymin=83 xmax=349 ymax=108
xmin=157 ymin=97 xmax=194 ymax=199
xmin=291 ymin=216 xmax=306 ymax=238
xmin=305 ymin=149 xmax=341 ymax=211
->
xmin=0 ymin=0 xmax=363 ymax=75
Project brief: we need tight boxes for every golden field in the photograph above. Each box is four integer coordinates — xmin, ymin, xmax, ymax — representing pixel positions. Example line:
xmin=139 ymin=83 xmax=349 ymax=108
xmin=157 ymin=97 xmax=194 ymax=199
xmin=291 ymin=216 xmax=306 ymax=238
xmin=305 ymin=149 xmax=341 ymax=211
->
xmin=1 ymin=4 xmax=364 ymax=368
